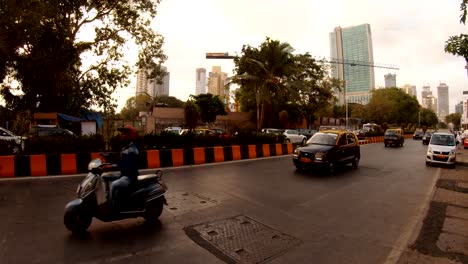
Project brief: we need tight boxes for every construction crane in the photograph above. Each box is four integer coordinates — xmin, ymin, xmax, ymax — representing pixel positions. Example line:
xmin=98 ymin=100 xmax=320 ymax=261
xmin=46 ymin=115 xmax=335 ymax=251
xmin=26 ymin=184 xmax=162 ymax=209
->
xmin=206 ymin=52 xmax=399 ymax=70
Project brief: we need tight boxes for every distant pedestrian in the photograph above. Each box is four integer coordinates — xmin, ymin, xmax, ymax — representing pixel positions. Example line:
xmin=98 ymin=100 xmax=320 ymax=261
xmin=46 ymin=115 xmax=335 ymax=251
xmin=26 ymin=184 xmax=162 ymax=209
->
xmin=456 ymin=132 xmax=462 ymax=149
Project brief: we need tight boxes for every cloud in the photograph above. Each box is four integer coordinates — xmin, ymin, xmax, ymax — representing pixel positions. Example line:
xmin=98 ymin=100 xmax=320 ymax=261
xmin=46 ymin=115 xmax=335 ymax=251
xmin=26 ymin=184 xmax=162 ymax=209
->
xmin=115 ymin=0 xmax=468 ymax=113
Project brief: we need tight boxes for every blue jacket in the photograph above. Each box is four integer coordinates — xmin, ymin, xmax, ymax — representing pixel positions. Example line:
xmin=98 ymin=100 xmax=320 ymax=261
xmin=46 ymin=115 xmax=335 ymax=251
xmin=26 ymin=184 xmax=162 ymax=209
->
xmin=115 ymin=142 xmax=139 ymax=182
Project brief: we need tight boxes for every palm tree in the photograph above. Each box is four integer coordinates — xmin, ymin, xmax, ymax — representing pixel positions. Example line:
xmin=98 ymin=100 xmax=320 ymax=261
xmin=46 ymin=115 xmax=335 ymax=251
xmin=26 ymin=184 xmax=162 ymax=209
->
xmin=232 ymin=38 xmax=295 ymax=130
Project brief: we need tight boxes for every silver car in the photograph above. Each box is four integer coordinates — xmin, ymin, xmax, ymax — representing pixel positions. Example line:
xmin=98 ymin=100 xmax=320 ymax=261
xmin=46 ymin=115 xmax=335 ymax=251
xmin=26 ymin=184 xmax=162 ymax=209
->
xmin=426 ymin=132 xmax=456 ymax=168
xmin=0 ymin=127 xmax=26 ymax=154
xmin=283 ymin=129 xmax=307 ymax=144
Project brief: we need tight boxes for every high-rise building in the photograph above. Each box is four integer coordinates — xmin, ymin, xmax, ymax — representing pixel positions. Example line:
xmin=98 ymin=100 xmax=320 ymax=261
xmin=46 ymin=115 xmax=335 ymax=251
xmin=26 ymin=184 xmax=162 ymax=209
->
xmin=463 ymin=91 xmax=468 ymax=128
xmin=330 ymin=23 xmax=375 ymax=105
xmin=421 ymin=85 xmax=432 ymax=99
xmin=208 ymin=66 xmax=229 ymax=104
xmin=421 ymin=85 xmax=437 ymax=112
xmin=401 ymin=84 xmax=417 ymax=97
xmin=195 ymin=68 xmax=207 ymax=95
xmin=136 ymin=66 xmax=170 ymax=97
xmin=437 ymin=83 xmax=449 ymax=120
xmin=455 ymin=101 xmax=463 ymax=114
xmin=384 ymin=73 xmax=397 ymax=88
xmin=136 ymin=70 xmax=148 ymax=94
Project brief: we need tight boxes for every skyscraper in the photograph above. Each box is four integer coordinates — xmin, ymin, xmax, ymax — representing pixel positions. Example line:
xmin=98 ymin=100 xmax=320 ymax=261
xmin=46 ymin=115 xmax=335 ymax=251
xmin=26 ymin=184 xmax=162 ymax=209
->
xmin=208 ymin=66 xmax=229 ymax=104
xmin=421 ymin=85 xmax=437 ymax=113
xmin=195 ymin=68 xmax=207 ymax=95
xmin=136 ymin=66 xmax=170 ymax=97
xmin=136 ymin=70 xmax=148 ymax=94
xmin=402 ymin=84 xmax=417 ymax=97
xmin=384 ymin=73 xmax=397 ymax=88
xmin=437 ymin=83 xmax=449 ymax=120
xmin=148 ymin=66 xmax=170 ymax=97
xmin=455 ymin=101 xmax=463 ymax=114
xmin=330 ymin=23 xmax=375 ymax=105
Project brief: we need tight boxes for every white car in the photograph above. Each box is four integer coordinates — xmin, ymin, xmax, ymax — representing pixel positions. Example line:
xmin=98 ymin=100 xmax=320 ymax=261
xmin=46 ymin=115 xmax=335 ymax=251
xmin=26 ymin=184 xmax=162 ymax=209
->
xmin=283 ymin=129 xmax=307 ymax=144
xmin=426 ymin=132 xmax=456 ymax=168
xmin=0 ymin=127 xmax=27 ymax=154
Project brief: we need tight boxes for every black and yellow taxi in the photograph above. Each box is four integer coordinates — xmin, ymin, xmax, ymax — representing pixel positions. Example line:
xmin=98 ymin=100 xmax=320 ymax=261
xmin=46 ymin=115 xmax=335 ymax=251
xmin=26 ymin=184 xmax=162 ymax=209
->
xmin=384 ymin=128 xmax=404 ymax=147
xmin=292 ymin=129 xmax=361 ymax=174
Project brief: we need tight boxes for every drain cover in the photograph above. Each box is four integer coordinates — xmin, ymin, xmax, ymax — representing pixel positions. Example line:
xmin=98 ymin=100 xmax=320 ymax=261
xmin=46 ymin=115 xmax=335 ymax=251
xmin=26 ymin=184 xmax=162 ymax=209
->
xmin=184 ymin=215 xmax=301 ymax=264
xmin=165 ymin=191 xmax=218 ymax=216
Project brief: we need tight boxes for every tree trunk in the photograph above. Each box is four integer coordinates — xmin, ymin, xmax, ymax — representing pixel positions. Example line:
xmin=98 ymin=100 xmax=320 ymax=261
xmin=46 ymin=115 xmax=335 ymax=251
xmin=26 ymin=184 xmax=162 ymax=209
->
xmin=256 ymin=87 xmax=261 ymax=131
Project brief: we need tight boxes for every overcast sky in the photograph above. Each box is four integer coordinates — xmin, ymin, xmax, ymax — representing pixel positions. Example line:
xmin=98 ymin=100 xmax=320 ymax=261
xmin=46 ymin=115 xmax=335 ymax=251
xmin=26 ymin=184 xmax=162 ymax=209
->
xmin=114 ymin=0 xmax=468 ymax=113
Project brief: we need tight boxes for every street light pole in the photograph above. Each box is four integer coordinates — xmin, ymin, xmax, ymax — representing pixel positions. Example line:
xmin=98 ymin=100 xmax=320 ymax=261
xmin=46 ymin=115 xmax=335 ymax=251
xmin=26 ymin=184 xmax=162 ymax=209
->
xmin=418 ymin=110 xmax=421 ymax=128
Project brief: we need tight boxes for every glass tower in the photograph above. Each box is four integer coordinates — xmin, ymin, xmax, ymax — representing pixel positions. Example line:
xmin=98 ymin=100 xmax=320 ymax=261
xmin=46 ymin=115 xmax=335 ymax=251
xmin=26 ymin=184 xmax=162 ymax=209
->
xmin=330 ymin=24 xmax=375 ymax=105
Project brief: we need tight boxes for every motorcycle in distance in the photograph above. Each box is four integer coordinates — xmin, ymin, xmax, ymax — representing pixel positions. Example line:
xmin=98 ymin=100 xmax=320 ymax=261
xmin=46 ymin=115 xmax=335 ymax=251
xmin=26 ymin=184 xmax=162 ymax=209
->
xmin=64 ymin=158 xmax=168 ymax=234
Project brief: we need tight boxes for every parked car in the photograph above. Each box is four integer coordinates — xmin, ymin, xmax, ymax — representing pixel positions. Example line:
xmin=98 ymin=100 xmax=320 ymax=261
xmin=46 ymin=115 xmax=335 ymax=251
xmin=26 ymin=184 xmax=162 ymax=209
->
xmin=413 ymin=130 xmax=424 ymax=140
xmin=0 ymin=127 xmax=27 ymax=154
xmin=283 ymin=129 xmax=307 ymax=144
xmin=296 ymin=128 xmax=317 ymax=139
xmin=292 ymin=129 xmax=360 ymax=174
xmin=422 ymin=132 xmax=433 ymax=145
xmin=384 ymin=128 xmax=404 ymax=147
xmin=29 ymin=125 xmax=74 ymax=137
xmin=426 ymin=132 xmax=456 ymax=168
xmin=261 ymin=128 xmax=283 ymax=135
xmin=164 ymin=127 xmax=182 ymax=134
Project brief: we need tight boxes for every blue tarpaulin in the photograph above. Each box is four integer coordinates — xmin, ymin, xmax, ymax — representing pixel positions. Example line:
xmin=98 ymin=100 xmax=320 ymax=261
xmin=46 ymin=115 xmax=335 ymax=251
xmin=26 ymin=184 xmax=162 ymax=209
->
xmin=57 ymin=113 xmax=82 ymax=122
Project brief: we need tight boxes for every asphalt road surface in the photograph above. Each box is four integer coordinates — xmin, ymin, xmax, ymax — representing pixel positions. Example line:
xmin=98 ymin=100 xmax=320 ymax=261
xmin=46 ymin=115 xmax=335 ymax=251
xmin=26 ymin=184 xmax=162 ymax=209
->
xmin=0 ymin=139 xmax=443 ymax=264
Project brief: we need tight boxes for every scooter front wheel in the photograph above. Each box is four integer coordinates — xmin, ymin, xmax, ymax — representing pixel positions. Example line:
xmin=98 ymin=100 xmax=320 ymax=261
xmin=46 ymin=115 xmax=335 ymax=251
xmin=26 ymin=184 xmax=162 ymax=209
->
xmin=144 ymin=198 xmax=164 ymax=223
xmin=64 ymin=210 xmax=92 ymax=234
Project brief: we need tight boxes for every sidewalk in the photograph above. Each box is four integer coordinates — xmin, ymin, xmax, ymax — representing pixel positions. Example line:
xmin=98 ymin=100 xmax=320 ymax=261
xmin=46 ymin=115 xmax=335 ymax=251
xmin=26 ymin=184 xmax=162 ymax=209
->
xmin=396 ymin=147 xmax=468 ymax=264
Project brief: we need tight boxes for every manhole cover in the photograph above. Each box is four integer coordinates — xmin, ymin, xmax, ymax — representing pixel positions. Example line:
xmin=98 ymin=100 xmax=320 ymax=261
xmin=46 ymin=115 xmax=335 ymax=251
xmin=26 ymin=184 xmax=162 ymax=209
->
xmin=184 ymin=215 xmax=301 ymax=264
xmin=165 ymin=191 xmax=219 ymax=216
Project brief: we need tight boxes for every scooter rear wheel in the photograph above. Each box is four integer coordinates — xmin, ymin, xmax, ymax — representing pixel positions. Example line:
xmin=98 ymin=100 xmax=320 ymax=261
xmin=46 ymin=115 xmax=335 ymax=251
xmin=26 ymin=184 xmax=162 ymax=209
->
xmin=144 ymin=199 xmax=164 ymax=223
xmin=64 ymin=211 xmax=92 ymax=234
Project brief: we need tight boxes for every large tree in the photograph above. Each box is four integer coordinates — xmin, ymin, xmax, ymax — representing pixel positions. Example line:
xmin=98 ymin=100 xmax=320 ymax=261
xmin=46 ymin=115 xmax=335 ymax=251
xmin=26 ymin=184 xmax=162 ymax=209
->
xmin=446 ymin=112 xmax=462 ymax=129
xmin=287 ymin=53 xmax=341 ymax=128
xmin=444 ymin=0 xmax=468 ymax=72
xmin=0 ymin=0 xmax=166 ymax=116
xmin=190 ymin=93 xmax=227 ymax=125
xmin=232 ymin=37 xmax=295 ymax=130
xmin=364 ymin=87 xmax=420 ymax=126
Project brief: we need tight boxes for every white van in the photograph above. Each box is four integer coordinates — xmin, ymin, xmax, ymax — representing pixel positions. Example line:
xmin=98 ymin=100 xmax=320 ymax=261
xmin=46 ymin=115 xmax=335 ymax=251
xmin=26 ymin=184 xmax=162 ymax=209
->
xmin=426 ymin=132 xmax=456 ymax=168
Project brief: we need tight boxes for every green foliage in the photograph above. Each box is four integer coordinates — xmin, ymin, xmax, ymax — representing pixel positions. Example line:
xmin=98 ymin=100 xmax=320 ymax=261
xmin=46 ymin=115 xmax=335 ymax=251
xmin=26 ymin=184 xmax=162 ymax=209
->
xmin=419 ymin=108 xmax=439 ymax=128
xmin=232 ymin=37 xmax=295 ymax=130
xmin=444 ymin=1 xmax=468 ymax=63
xmin=0 ymin=0 xmax=166 ymax=116
xmin=190 ymin=94 xmax=227 ymax=124
xmin=232 ymin=37 xmax=336 ymax=130
xmin=445 ymin=112 xmax=462 ymax=129
xmin=153 ymin=96 xmax=185 ymax=108
xmin=184 ymin=100 xmax=200 ymax=130
xmin=365 ymin=88 xmax=420 ymax=126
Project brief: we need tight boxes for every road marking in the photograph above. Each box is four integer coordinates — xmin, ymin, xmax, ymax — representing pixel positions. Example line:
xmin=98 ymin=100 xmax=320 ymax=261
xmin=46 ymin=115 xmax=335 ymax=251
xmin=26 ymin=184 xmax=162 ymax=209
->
xmin=382 ymin=168 xmax=441 ymax=264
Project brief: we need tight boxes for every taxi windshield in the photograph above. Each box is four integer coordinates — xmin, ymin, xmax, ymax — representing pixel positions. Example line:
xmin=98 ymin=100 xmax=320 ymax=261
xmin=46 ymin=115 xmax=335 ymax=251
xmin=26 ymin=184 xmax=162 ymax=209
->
xmin=307 ymin=132 xmax=338 ymax=146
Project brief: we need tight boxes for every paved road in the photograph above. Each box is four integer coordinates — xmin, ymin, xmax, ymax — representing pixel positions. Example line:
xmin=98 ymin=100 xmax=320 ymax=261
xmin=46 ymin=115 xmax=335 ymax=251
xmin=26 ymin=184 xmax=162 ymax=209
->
xmin=0 ymin=139 xmax=443 ymax=264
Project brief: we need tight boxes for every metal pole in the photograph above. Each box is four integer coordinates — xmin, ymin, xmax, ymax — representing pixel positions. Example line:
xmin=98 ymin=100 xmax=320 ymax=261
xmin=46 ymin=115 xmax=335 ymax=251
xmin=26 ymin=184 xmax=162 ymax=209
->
xmin=418 ymin=111 xmax=420 ymax=127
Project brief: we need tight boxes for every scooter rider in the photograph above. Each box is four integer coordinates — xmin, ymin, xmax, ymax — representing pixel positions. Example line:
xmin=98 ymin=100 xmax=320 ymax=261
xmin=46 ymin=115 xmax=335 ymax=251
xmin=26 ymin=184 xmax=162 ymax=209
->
xmin=101 ymin=125 xmax=140 ymax=208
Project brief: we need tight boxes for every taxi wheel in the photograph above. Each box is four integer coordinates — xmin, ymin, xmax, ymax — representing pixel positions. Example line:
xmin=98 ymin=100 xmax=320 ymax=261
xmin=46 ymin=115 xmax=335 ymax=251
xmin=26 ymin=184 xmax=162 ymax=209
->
xmin=328 ymin=162 xmax=336 ymax=175
xmin=352 ymin=157 xmax=359 ymax=169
